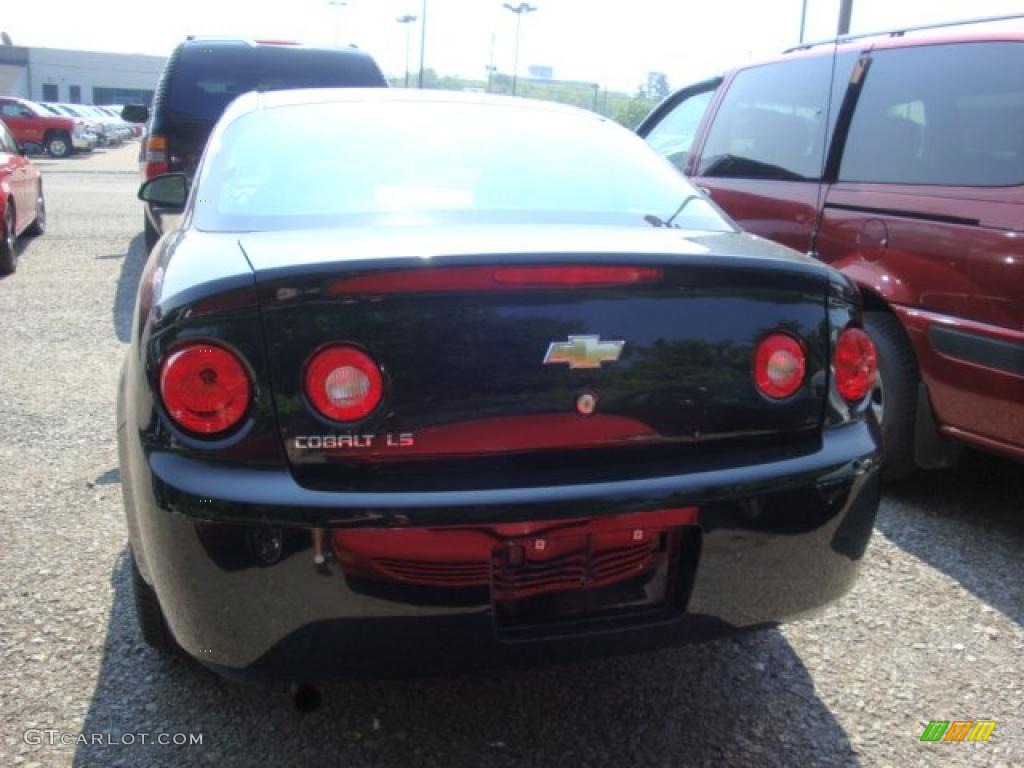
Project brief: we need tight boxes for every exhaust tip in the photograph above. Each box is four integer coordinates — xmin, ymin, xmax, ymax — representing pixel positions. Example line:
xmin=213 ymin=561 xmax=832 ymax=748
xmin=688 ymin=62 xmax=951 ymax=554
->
xmin=290 ymin=683 xmax=322 ymax=713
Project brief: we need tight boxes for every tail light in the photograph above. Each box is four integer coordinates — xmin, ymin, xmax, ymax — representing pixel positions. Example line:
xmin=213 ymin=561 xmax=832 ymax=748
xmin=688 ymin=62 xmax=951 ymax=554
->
xmin=305 ymin=345 xmax=384 ymax=422
xmin=753 ymin=333 xmax=807 ymax=399
xmin=144 ymin=134 xmax=169 ymax=179
xmin=834 ymin=328 xmax=878 ymax=403
xmin=159 ymin=343 xmax=251 ymax=435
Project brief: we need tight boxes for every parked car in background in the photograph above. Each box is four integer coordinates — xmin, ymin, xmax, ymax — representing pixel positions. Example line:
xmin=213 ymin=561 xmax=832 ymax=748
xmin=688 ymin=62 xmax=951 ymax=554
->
xmin=118 ymin=90 xmax=881 ymax=680
xmin=120 ymin=37 xmax=389 ymax=251
xmin=639 ymin=18 xmax=1024 ymax=478
xmin=38 ymin=103 xmax=103 ymax=147
xmin=94 ymin=106 xmax=140 ymax=140
xmin=78 ymin=105 xmax=132 ymax=144
xmin=103 ymin=105 xmax=145 ymax=138
xmin=43 ymin=103 xmax=126 ymax=147
xmin=0 ymin=96 xmax=96 ymax=157
xmin=0 ymin=118 xmax=45 ymax=273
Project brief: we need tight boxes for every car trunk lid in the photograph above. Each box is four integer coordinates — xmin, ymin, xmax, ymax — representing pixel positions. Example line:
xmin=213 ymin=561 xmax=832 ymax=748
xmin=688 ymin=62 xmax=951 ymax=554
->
xmin=240 ymin=226 xmax=831 ymax=490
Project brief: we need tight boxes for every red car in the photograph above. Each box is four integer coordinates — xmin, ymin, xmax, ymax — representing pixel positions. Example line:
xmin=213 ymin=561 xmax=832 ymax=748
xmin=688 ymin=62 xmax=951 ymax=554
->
xmin=640 ymin=17 xmax=1024 ymax=478
xmin=0 ymin=119 xmax=46 ymax=274
xmin=0 ymin=96 xmax=96 ymax=158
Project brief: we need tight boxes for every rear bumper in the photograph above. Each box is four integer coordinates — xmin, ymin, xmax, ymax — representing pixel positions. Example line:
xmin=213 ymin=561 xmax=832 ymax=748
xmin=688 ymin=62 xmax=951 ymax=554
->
xmin=121 ymin=421 xmax=881 ymax=680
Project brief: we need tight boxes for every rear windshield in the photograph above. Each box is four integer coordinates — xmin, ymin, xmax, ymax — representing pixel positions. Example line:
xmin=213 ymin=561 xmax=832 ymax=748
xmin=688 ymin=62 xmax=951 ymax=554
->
xmin=165 ymin=45 xmax=386 ymax=124
xmin=194 ymin=99 xmax=732 ymax=234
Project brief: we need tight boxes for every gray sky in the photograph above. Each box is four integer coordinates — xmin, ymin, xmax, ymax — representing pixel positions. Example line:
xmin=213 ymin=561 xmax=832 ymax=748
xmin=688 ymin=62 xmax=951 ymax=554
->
xmin=4 ymin=0 xmax=1023 ymax=92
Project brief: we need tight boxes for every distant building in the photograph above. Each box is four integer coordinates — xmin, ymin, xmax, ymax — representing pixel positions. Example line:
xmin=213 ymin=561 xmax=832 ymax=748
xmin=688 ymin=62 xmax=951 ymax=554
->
xmin=0 ymin=45 xmax=165 ymax=105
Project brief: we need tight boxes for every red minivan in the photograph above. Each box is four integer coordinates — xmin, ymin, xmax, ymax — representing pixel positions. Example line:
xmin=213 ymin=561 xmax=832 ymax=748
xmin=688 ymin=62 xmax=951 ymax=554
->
xmin=639 ymin=19 xmax=1024 ymax=479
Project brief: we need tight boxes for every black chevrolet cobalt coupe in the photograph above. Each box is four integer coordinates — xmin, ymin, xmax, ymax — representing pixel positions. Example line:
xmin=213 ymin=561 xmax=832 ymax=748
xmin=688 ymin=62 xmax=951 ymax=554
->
xmin=117 ymin=89 xmax=882 ymax=681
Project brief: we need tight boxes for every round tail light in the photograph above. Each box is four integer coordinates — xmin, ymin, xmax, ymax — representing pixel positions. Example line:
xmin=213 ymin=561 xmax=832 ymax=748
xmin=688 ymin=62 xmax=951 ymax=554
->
xmin=834 ymin=327 xmax=878 ymax=402
xmin=305 ymin=345 xmax=383 ymax=422
xmin=159 ymin=343 xmax=251 ymax=435
xmin=753 ymin=333 xmax=807 ymax=399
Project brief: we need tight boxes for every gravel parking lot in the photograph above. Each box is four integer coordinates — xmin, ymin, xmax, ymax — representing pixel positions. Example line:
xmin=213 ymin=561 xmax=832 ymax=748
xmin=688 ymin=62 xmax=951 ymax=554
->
xmin=1 ymin=145 xmax=1021 ymax=768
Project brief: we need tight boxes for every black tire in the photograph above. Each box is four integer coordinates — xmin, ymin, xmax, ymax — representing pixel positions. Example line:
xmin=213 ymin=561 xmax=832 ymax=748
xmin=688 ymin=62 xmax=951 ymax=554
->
xmin=144 ymin=213 xmax=159 ymax=252
xmin=130 ymin=549 xmax=177 ymax=652
xmin=25 ymin=182 xmax=46 ymax=237
xmin=45 ymin=131 xmax=73 ymax=159
xmin=0 ymin=204 xmax=17 ymax=275
xmin=864 ymin=311 xmax=919 ymax=481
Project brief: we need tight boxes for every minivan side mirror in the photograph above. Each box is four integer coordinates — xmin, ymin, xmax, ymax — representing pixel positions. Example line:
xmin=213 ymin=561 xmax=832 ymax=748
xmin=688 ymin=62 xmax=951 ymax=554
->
xmin=138 ymin=174 xmax=188 ymax=208
xmin=121 ymin=104 xmax=150 ymax=124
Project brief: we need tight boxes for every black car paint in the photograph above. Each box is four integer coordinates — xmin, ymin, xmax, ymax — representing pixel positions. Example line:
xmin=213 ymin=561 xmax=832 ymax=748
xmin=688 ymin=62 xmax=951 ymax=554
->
xmin=247 ymin=243 xmax=828 ymax=476
xmin=118 ymin=212 xmax=881 ymax=679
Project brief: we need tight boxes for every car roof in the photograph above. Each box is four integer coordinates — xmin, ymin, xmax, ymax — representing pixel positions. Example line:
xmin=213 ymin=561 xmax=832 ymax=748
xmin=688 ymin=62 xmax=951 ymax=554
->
xmin=776 ymin=15 xmax=1024 ymax=63
xmin=178 ymin=36 xmax=373 ymax=59
xmin=222 ymin=88 xmax=604 ymax=125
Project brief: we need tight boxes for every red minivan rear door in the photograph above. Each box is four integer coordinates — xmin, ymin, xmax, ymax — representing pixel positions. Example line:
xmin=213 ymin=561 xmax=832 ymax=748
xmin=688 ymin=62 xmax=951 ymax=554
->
xmin=816 ymin=40 xmax=1024 ymax=456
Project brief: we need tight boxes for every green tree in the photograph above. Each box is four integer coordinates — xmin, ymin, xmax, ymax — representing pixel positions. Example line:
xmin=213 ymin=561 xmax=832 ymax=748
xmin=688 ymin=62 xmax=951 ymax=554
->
xmin=613 ymin=97 xmax=655 ymax=129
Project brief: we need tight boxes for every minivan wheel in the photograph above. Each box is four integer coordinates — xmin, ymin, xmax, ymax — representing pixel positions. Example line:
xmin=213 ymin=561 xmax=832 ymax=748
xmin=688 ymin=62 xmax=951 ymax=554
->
xmin=130 ymin=549 xmax=177 ymax=653
xmin=864 ymin=311 xmax=918 ymax=481
xmin=45 ymin=132 xmax=73 ymax=159
xmin=0 ymin=205 xmax=17 ymax=274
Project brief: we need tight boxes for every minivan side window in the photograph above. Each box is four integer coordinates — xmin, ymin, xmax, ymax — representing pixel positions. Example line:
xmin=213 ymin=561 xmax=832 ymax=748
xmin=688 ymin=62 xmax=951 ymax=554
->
xmin=645 ymin=88 xmax=716 ymax=172
xmin=839 ymin=42 xmax=1024 ymax=187
xmin=697 ymin=56 xmax=835 ymax=181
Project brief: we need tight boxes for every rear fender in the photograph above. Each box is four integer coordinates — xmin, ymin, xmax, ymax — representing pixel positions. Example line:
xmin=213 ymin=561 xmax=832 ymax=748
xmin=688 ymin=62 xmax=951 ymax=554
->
xmin=835 ymin=261 xmax=916 ymax=308
xmin=841 ymin=274 xmax=961 ymax=469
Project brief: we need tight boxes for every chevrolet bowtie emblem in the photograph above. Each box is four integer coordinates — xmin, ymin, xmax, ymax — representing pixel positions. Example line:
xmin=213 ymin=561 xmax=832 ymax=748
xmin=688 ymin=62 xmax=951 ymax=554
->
xmin=543 ymin=335 xmax=625 ymax=369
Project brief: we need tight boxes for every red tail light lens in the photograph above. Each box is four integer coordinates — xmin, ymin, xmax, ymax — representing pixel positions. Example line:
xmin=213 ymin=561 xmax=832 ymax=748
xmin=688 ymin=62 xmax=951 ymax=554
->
xmin=305 ymin=345 xmax=384 ymax=422
xmin=143 ymin=135 xmax=169 ymax=179
xmin=834 ymin=328 xmax=878 ymax=402
xmin=754 ymin=333 xmax=807 ymax=399
xmin=159 ymin=343 xmax=251 ymax=434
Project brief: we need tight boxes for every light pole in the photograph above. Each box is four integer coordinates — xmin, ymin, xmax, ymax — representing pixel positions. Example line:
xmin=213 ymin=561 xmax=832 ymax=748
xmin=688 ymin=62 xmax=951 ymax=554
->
xmin=396 ymin=14 xmax=417 ymax=88
xmin=503 ymin=3 xmax=537 ymax=97
xmin=486 ymin=31 xmax=496 ymax=93
xmin=327 ymin=0 xmax=348 ymax=46
xmin=417 ymin=0 xmax=428 ymax=88
xmin=837 ymin=0 xmax=854 ymax=35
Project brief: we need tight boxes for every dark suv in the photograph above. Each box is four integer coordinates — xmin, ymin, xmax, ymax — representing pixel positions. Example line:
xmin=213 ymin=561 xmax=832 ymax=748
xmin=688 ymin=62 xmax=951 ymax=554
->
xmin=639 ymin=18 xmax=1024 ymax=478
xmin=122 ymin=38 xmax=388 ymax=250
